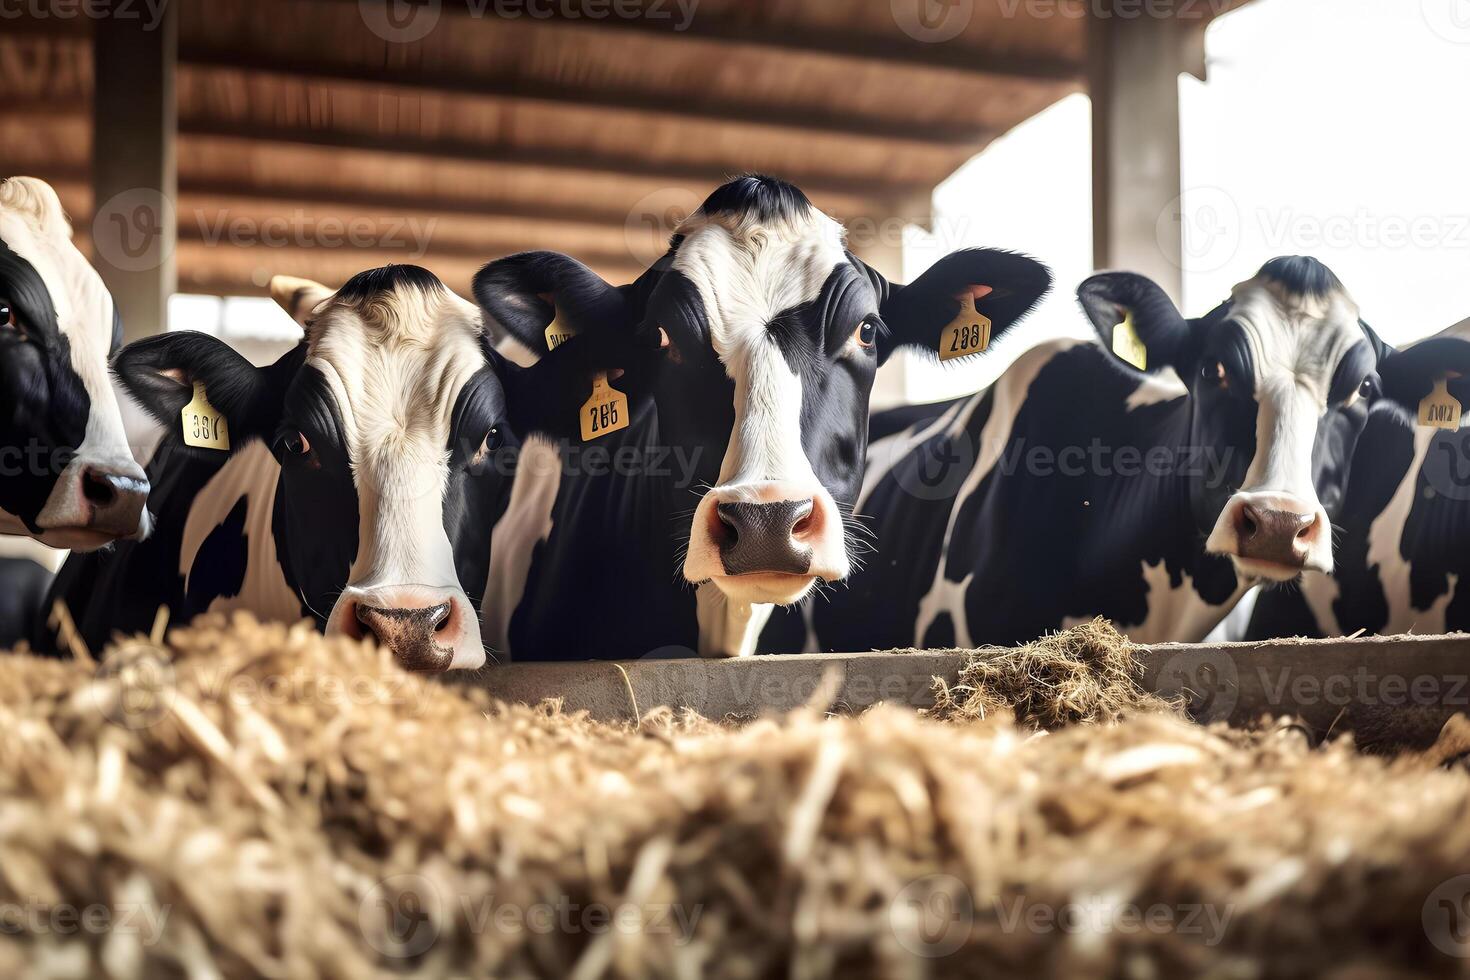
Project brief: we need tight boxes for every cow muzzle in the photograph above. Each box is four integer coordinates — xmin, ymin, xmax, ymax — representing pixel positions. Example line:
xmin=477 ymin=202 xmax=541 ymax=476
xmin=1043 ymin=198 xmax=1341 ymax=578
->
xmin=1206 ymin=491 xmax=1331 ymax=581
xmin=683 ymin=482 xmax=850 ymax=605
xmin=35 ymin=458 xmax=152 ymax=550
xmin=328 ymin=586 xmax=483 ymax=672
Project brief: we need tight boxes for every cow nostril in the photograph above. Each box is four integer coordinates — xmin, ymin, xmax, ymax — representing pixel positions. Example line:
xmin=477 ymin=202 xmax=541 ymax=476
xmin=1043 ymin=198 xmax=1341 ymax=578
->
xmin=82 ymin=470 xmax=118 ymax=508
xmin=790 ymin=501 xmax=816 ymax=538
xmin=1295 ymin=513 xmax=1320 ymax=541
xmin=1236 ymin=503 xmax=1260 ymax=541
xmin=715 ymin=502 xmax=741 ymax=545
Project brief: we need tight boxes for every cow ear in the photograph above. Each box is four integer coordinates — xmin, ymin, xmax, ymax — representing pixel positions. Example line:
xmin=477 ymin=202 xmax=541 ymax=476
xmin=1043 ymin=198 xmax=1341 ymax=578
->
xmin=489 ymin=330 xmax=652 ymax=443
xmin=113 ymin=332 xmax=272 ymax=446
xmin=269 ymin=275 xmax=333 ymax=330
xmin=1077 ymin=271 xmax=1192 ymax=375
xmin=1376 ymin=337 xmax=1470 ymax=416
xmin=474 ymin=251 xmax=632 ymax=357
xmin=869 ymin=248 xmax=1052 ymax=366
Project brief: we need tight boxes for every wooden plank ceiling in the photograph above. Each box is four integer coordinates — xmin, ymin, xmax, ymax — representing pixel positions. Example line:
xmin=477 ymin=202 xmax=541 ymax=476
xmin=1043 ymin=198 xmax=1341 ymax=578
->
xmin=0 ymin=0 xmax=1099 ymax=297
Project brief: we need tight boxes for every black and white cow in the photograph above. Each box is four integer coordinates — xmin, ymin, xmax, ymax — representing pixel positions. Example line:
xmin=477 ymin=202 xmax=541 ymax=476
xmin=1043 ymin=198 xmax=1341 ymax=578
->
xmin=472 ymin=174 xmax=1052 ymax=659
xmin=762 ymin=256 xmax=1470 ymax=651
xmin=45 ymin=265 xmax=613 ymax=670
xmin=1248 ymin=317 xmax=1470 ymax=638
xmin=0 ymin=176 xmax=150 ymax=548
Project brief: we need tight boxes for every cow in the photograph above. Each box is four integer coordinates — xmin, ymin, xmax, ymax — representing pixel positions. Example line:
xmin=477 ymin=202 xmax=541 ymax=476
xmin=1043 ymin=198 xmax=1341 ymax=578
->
xmin=44 ymin=264 xmax=618 ymax=671
xmin=760 ymin=256 xmax=1470 ymax=652
xmin=1247 ymin=317 xmax=1470 ymax=639
xmin=471 ymin=174 xmax=1052 ymax=659
xmin=0 ymin=176 xmax=150 ymax=549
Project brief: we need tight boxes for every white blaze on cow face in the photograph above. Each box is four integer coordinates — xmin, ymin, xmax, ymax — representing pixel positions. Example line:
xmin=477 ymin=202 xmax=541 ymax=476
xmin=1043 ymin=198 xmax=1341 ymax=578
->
xmin=0 ymin=177 xmax=150 ymax=549
xmin=300 ymin=276 xmax=490 ymax=671
xmin=674 ymin=207 xmax=856 ymax=606
xmin=1204 ymin=273 xmax=1366 ymax=580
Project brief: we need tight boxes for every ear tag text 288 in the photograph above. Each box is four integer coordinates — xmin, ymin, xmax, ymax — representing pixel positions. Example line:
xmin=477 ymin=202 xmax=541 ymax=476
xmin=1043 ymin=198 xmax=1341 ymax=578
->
xmin=938 ymin=294 xmax=991 ymax=362
xmin=1112 ymin=312 xmax=1148 ymax=372
xmin=1419 ymin=376 xmax=1463 ymax=431
xmin=581 ymin=372 xmax=629 ymax=442
xmin=545 ymin=309 xmax=577 ymax=352
xmin=181 ymin=381 xmax=229 ymax=451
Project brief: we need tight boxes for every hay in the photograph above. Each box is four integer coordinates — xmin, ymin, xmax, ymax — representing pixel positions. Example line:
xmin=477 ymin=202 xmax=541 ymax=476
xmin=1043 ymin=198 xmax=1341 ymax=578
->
xmin=927 ymin=619 xmax=1180 ymax=727
xmin=0 ymin=615 xmax=1468 ymax=977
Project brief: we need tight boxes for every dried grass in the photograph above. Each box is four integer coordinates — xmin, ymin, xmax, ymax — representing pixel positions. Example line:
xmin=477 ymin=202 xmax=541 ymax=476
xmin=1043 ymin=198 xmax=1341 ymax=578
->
xmin=0 ymin=614 xmax=1467 ymax=978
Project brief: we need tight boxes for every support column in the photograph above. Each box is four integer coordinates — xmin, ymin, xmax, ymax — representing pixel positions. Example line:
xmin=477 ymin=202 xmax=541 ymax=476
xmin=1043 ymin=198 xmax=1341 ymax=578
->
xmin=1088 ymin=7 xmax=1192 ymax=304
xmin=92 ymin=1 xmax=178 ymax=341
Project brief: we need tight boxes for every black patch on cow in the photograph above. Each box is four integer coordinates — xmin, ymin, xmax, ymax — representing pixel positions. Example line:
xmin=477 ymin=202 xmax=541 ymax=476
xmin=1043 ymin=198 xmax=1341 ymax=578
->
xmin=922 ymin=611 xmax=955 ymax=649
xmin=334 ymin=263 xmax=445 ymax=305
xmin=1259 ymin=255 xmax=1343 ymax=299
xmin=185 ymin=496 xmax=250 ymax=609
xmin=697 ymin=173 xmax=812 ymax=226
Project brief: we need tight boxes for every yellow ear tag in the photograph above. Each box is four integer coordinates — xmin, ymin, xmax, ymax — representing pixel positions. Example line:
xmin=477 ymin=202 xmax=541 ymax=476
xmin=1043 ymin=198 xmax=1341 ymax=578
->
xmin=1419 ymin=377 xmax=1463 ymax=431
xmin=580 ymin=372 xmax=629 ymax=442
xmin=181 ymin=381 xmax=229 ymax=451
xmin=544 ymin=312 xmax=578 ymax=352
xmin=1112 ymin=312 xmax=1148 ymax=372
xmin=938 ymin=294 xmax=992 ymax=362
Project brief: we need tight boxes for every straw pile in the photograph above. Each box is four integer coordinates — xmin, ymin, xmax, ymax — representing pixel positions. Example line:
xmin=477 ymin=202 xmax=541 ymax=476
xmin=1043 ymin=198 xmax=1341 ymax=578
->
xmin=0 ymin=614 xmax=1469 ymax=978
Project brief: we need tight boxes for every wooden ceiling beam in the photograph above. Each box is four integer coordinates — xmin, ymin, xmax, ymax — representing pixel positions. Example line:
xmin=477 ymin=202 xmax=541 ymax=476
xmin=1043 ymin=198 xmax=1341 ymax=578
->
xmin=178 ymin=46 xmax=996 ymax=149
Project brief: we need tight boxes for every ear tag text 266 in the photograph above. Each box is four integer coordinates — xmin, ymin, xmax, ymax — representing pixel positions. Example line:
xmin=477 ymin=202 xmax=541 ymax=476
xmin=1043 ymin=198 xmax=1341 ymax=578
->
xmin=545 ymin=310 xmax=577 ymax=352
xmin=938 ymin=294 xmax=991 ymax=362
xmin=181 ymin=381 xmax=229 ymax=451
xmin=581 ymin=372 xmax=629 ymax=442
xmin=1112 ymin=312 xmax=1148 ymax=372
xmin=1419 ymin=376 xmax=1463 ymax=432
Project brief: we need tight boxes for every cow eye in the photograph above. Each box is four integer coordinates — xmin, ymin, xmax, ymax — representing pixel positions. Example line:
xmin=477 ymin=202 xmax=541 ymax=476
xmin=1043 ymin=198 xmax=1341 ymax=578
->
xmin=0 ymin=301 xmax=24 ymax=339
xmin=1201 ymin=361 xmax=1229 ymax=390
xmin=853 ymin=319 xmax=877 ymax=349
xmin=283 ymin=431 xmax=311 ymax=456
xmin=482 ymin=427 xmax=503 ymax=453
xmin=1357 ymin=377 xmax=1375 ymax=400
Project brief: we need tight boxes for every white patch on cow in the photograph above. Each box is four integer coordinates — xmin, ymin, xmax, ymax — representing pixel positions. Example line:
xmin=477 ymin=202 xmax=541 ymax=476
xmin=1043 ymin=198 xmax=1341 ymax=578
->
xmin=0 ymin=177 xmax=150 ymax=544
xmin=1124 ymin=364 xmax=1187 ymax=411
xmin=911 ymin=339 xmax=1083 ymax=645
xmin=1203 ymin=275 xmax=1366 ymax=575
xmin=674 ymin=206 xmax=855 ymax=656
xmin=1059 ymin=560 xmax=1248 ymax=644
xmin=695 ymin=581 xmax=774 ymax=659
xmin=480 ymin=437 xmax=562 ymax=660
xmin=178 ymin=440 xmax=301 ymax=621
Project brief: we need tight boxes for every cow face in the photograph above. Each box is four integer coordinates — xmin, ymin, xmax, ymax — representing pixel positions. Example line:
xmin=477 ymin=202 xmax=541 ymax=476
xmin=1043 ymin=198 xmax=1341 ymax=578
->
xmin=0 ymin=177 xmax=150 ymax=549
xmin=1080 ymin=256 xmax=1470 ymax=583
xmin=477 ymin=175 xmax=1051 ymax=611
xmin=116 ymin=265 xmax=589 ymax=672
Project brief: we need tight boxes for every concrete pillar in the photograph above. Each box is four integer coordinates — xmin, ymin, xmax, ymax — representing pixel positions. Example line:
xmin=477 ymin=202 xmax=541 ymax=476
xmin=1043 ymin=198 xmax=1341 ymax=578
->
xmin=1088 ymin=8 xmax=1194 ymax=305
xmin=92 ymin=2 xmax=178 ymax=341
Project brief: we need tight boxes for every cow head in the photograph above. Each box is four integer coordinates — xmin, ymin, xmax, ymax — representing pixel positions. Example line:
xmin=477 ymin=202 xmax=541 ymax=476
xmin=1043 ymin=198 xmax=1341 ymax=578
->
xmin=476 ymin=174 xmax=1050 ymax=612
xmin=1079 ymin=256 xmax=1470 ymax=582
xmin=0 ymin=177 xmax=150 ymax=549
xmin=116 ymin=265 xmax=599 ymax=672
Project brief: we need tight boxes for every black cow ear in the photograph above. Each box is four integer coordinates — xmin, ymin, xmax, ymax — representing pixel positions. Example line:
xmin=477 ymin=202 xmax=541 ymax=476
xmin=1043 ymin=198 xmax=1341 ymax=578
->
xmin=1077 ymin=272 xmax=1191 ymax=376
xmin=869 ymin=248 xmax=1052 ymax=366
xmin=114 ymin=331 xmax=271 ymax=444
xmin=474 ymin=251 xmax=631 ymax=357
xmin=490 ymin=330 xmax=652 ymax=444
xmin=1377 ymin=337 xmax=1470 ymax=416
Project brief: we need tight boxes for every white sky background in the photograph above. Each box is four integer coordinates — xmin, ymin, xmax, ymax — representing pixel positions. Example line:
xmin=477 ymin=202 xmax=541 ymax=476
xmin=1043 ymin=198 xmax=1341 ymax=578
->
xmin=902 ymin=0 xmax=1470 ymax=402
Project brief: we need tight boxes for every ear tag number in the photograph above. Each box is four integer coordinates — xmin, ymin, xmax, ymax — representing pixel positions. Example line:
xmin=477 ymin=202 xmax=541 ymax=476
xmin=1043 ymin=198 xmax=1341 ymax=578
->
xmin=181 ymin=381 xmax=229 ymax=451
xmin=581 ymin=372 xmax=629 ymax=442
xmin=1112 ymin=312 xmax=1148 ymax=372
xmin=1419 ymin=377 xmax=1463 ymax=431
xmin=544 ymin=310 xmax=578 ymax=352
xmin=938 ymin=295 xmax=992 ymax=362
